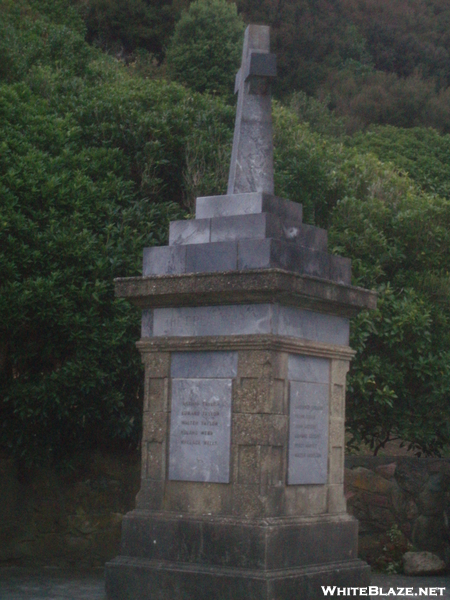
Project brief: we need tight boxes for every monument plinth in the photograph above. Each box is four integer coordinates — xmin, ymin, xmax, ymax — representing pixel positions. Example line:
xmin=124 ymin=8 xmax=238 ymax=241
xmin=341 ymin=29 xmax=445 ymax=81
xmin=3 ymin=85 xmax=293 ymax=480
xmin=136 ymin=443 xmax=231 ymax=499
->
xmin=106 ymin=25 xmax=376 ymax=600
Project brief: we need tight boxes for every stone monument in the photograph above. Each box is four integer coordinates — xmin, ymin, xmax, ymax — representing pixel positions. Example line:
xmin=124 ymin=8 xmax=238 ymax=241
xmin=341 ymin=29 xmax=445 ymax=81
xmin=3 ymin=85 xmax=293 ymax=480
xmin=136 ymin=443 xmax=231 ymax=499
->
xmin=106 ymin=24 xmax=376 ymax=600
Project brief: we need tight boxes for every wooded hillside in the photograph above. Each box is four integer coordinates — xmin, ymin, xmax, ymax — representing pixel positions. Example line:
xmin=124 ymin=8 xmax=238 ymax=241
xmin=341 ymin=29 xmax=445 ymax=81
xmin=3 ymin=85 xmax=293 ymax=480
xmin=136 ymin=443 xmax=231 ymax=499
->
xmin=1 ymin=0 xmax=450 ymax=465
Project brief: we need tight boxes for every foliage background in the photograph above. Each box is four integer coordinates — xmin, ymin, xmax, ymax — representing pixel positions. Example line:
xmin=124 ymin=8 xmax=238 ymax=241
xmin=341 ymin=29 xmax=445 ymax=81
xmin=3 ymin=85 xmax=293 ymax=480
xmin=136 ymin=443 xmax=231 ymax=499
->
xmin=2 ymin=0 xmax=450 ymax=464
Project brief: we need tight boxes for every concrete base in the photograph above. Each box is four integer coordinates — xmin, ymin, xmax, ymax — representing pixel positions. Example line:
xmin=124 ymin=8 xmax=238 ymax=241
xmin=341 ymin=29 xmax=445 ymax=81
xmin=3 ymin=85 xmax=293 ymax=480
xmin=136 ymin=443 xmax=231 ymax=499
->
xmin=105 ymin=511 xmax=370 ymax=599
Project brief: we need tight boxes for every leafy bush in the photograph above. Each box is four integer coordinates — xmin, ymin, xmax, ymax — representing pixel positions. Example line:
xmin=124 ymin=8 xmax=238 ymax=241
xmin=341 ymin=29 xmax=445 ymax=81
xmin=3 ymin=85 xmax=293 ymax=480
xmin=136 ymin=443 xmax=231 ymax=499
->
xmin=272 ymin=106 xmax=450 ymax=455
xmin=78 ymin=0 xmax=187 ymax=59
xmin=166 ymin=0 xmax=244 ymax=98
xmin=349 ymin=125 xmax=450 ymax=200
xmin=3 ymin=0 xmax=450 ymax=465
xmin=0 ymin=80 xmax=187 ymax=465
xmin=0 ymin=0 xmax=235 ymax=465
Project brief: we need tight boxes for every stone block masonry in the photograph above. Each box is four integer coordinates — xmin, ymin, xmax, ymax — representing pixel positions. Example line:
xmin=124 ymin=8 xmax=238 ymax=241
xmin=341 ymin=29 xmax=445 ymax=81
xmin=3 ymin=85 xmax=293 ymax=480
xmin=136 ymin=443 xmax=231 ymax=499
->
xmin=107 ymin=23 xmax=376 ymax=600
xmin=1 ymin=454 xmax=449 ymax=569
xmin=345 ymin=456 xmax=450 ymax=565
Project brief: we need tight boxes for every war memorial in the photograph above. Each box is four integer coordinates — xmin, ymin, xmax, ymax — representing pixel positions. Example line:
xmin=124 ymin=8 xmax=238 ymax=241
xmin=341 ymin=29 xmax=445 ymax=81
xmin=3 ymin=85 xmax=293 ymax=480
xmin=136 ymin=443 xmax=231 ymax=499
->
xmin=106 ymin=24 xmax=377 ymax=600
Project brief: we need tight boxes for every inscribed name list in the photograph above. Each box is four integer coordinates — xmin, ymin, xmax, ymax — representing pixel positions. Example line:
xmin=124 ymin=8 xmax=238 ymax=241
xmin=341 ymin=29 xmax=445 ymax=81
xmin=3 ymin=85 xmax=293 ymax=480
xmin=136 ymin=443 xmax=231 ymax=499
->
xmin=168 ymin=378 xmax=232 ymax=483
xmin=288 ymin=380 xmax=329 ymax=485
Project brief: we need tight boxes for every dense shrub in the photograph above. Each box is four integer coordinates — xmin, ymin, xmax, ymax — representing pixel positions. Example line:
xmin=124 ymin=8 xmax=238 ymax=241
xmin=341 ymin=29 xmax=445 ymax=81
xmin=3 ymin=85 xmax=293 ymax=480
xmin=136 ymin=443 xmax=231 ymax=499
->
xmin=76 ymin=0 xmax=189 ymax=60
xmin=349 ymin=125 xmax=450 ymax=200
xmin=3 ymin=0 xmax=450 ymax=463
xmin=166 ymin=0 xmax=244 ymax=98
xmin=0 ymin=0 xmax=234 ymax=465
xmin=272 ymin=106 xmax=450 ymax=454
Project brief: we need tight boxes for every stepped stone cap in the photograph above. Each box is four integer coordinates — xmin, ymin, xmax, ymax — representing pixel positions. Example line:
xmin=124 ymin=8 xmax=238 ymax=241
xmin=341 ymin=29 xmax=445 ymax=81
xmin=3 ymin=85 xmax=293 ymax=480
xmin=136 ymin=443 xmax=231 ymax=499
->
xmin=127 ymin=24 xmax=374 ymax=302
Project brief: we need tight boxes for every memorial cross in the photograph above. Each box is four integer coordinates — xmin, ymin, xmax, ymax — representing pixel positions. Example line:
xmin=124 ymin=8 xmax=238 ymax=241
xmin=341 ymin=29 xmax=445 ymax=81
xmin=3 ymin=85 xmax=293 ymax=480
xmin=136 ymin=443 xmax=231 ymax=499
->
xmin=227 ymin=25 xmax=277 ymax=195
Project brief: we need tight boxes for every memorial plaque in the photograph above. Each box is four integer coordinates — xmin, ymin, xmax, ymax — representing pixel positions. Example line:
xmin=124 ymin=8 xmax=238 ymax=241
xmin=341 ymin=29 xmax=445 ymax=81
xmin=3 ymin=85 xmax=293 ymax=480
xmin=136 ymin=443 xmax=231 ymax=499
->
xmin=168 ymin=378 xmax=232 ymax=483
xmin=287 ymin=355 xmax=330 ymax=485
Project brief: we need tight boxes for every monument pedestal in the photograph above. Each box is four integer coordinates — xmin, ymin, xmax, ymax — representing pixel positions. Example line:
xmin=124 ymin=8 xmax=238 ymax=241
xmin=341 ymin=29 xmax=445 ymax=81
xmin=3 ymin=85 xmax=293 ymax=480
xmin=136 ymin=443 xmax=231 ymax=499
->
xmin=107 ymin=514 xmax=367 ymax=600
xmin=106 ymin=268 xmax=375 ymax=599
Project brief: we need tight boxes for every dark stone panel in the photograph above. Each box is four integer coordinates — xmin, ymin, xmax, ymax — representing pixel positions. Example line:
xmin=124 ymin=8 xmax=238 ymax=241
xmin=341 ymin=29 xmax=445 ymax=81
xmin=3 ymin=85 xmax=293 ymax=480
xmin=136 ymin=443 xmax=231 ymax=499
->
xmin=237 ymin=239 xmax=272 ymax=270
xmin=120 ymin=513 xmax=267 ymax=568
xmin=185 ymin=242 xmax=238 ymax=273
xmin=328 ymin=254 xmax=352 ymax=286
xmin=142 ymin=246 xmax=186 ymax=276
xmin=195 ymin=193 xmax=303 ymax=224
xmin=282 ymin=223 xmax=328 ymax=252
xmin=119 ymin=511 xmax=359 ymax=570
xmin=210 ymin=213 xmax=284 ymax=243
xmin=265 ymin=518 xmax=359 ymax=569
xmin=268 ymin=240 xmax=330 ymax=280
xmin=105 ymin=556 xmax=370 ymax=600
xmin=247 ymin=51 xmax=277 ymax=78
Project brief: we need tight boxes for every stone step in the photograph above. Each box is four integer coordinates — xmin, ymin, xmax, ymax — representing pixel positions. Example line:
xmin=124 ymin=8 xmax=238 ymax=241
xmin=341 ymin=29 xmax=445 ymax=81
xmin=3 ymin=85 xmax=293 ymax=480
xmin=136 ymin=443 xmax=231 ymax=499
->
xmin=196 ymin=192 xmax=303 ymax=222
xmin=143 ymin=238 xmax=351 ymax=285
xmin=169 ymin=213 xmax=327 ymax=251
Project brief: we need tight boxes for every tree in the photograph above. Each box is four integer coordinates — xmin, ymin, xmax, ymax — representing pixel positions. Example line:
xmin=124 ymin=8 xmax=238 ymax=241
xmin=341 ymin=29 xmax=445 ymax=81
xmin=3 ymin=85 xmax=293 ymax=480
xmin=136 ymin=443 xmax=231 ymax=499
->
xmin=349 ymin=125 xmax=450 ymax=199
xmin=273 ymin=105 xmax=450 ymax=455
xmin=78 ymin=0 xmax=188 ymax=60
xmin=0 ymin=0 xmax=234 ymax=466
xmin=166 ymin=0 xmax=245 ymax=97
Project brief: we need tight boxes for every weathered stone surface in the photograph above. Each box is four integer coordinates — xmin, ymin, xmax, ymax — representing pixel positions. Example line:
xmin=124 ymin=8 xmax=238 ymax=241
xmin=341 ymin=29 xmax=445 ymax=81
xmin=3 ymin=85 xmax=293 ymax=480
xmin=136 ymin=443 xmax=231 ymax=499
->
xmin=141 ymin=309 xmax=153 ymax=337
xmin=403 ymin=551 xmax=446 ymax=576
xmin=234 ymin=376 xmax=273 ymax=414
xmin=186 ymin=240 xmax=238 ymax=273
xmin=346 ymin=467 xmax=394 ymax=495
xmin=227 ymin=26 xmax=275 ymax=196
xmin=412 ymin=515 xmax=446 ymax=551
xmin=327 ymin=484 xmax=347 ymax=514
xmin=233 ymin=414 xmax=287 ymax=446
xmin=168 ymin=212 xmax=328 ymax=252
xmin=237 ymin=238 xmax=351 ymax=284
xmin=168 ymin=378 xmax=233 ymax=483
xmin=116 ymin=269 xmax=377 ymax=316
xmin=396 ymin=460 xmax=429 ymax=494
xmin=284 ymin=486 xmax=328 ymax=516
xmin=211 ymin=213 xmax=279 ymax=243
xmin=142 ymin=245 xmax=185 ymax=276
xmin=142 ymin=352 xmax=170 ymax=378
xmin=196 ymin=192 xmax=303 ymax=222
xmin=288 ymin=354 xmax=330 ymax=383
xmin=288 ymin=380 xmax=329 ymax=485
xmin=143 ymin=237 xmax=352 ymax=283
xmin=144 ymin=377 xmax=167 ymax=412
xmin=375 ymin=462 xmax=397 ymax=480
xmin=142 ymin=411 xmax=167 ymax=443
xmin=329 ymin=445 xmax=344 ymax=484
xmin=150 ymin=303 xmax=350 ymax=345
xmin=171 ymin=351 xmax=238 ymax=379
xmin=169 ymin=218 xmax=211 ymax=246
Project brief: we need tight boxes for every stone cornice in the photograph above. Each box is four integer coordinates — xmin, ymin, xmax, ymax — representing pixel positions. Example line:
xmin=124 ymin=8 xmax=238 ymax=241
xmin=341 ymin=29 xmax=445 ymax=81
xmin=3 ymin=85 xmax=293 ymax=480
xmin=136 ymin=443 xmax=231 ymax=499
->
xmin=115 ymin=268 xmax=377 ymax=317
xmin=136 ymin=334 xmax=356 ymax=361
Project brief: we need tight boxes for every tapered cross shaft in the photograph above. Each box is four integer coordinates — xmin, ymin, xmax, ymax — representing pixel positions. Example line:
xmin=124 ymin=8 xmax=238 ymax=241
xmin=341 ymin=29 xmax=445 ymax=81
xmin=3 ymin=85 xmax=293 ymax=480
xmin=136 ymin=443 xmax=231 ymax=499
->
xmin=227 ymin=25 xmax=277 ymax=195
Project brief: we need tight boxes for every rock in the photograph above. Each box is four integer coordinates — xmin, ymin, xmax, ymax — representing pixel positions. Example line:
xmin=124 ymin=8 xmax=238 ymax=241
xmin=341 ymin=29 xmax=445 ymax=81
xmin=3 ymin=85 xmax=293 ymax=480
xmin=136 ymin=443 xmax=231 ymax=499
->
xmin=395 ymin=460 xmax=428 ymax=495
xmin=345 ymin=467 xmax=393 ymax=495
xmin=412 ymin=514 xmax=446 ymax=552
xmin=375 ymin=463 xmax=397 ymax=480
xmin=405 ymin=499 xmax=419 ymax=520
xmin=403 ymin=551 xmax=446 ymax=575
xmin=417 ymin=485 xmax=444 ymax=516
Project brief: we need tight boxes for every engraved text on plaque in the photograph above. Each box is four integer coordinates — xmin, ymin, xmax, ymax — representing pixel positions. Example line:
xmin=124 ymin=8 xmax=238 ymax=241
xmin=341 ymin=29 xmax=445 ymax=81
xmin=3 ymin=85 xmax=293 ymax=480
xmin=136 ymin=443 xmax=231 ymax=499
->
xmin=168 ymin=352 xmax=236 ymax=483
xmin=287 ymin=355 xmax=330 ymax=485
